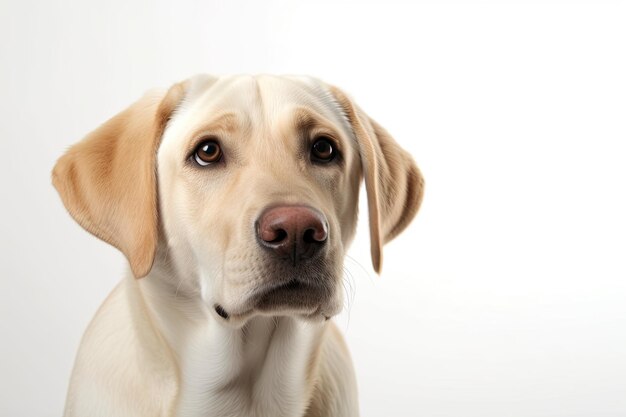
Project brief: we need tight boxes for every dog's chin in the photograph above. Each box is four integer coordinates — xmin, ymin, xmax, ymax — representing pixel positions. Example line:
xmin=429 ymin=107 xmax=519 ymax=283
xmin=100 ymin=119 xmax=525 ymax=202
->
xmin=214 ymin=279 xmax=342 ymax=327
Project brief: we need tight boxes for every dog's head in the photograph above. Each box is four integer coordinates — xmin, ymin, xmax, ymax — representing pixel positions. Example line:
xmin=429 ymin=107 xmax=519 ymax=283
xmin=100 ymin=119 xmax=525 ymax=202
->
xmin=52 ymin=74 xmax=423 ymax=324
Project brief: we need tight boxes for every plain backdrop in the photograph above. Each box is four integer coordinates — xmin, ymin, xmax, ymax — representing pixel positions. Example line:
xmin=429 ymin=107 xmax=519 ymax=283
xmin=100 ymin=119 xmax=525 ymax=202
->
xmin=1 ymin=1 xmax=625 ymax=416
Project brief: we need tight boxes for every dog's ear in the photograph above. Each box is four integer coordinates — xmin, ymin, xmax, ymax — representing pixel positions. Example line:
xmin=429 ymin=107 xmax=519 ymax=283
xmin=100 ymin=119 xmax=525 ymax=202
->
xmin=328 ymin=86 xmax=424 ymax=273
xmin=52 ymin=82 xmax=187 ymax=278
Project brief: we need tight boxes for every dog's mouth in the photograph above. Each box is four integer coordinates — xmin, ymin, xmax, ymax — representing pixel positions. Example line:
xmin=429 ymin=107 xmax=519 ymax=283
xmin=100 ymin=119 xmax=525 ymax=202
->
xmin=214 ymin=278 xmax=337 ymax=323
xmin=256 ymin=279 xmax=330 ymax=312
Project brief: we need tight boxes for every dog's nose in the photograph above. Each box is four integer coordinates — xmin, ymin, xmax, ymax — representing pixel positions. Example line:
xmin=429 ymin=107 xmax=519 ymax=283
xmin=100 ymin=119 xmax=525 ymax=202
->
xmin=256 ymin=205 xmax=328 ymax=264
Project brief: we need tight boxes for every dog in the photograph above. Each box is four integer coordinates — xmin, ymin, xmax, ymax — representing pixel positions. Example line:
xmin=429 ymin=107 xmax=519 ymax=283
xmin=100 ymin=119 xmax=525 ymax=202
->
xmin=52 ymin=74 xmax=424 ymax=417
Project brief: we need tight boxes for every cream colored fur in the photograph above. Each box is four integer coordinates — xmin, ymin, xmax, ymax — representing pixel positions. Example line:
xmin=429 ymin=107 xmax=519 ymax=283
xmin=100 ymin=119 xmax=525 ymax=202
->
xmin=53 ymin=74 xmax=423 ymax=417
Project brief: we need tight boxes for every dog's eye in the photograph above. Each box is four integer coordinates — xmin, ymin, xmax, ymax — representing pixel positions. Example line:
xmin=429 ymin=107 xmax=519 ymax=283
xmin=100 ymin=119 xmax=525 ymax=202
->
xmin=194 ymin=140 xmax=222 ymax=166
xmin=311 ymin=137 xmax=336 ymax=162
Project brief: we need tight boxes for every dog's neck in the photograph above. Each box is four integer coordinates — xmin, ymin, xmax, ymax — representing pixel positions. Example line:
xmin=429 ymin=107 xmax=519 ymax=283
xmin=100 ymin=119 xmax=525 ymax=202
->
xmin=136 ymin=259 xmax=326 ymax=417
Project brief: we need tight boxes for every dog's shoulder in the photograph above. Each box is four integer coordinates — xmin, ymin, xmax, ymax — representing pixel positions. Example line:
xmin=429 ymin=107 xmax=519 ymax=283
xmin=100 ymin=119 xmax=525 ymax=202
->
xmin=64 ymin=279 xmax=178 ymax=417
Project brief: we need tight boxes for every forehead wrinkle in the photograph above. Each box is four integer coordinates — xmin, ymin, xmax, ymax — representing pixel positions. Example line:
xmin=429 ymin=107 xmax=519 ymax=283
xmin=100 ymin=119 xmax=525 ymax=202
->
xmin=314 ymin=87 xmax=353 ymax=140
xmin=260 ymin=77 xmax=354 ymax=143
xmin=187 ymin=75 xmax=263 ymax=126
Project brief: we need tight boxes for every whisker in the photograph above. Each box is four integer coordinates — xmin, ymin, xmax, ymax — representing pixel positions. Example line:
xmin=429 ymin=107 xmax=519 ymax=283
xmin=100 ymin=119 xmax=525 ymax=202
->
xmin=345 ymin=254 xmax=373 ymax=281
xmin=341 ymin=262 xmax=359 ymax=332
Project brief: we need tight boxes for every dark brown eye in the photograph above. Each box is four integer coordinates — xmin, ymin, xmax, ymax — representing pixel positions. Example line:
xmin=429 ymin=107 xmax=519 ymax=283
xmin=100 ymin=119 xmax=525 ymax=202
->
xmin=311 ymin=137 xmax=336 ymax=162
xmin=194 ymin=140 xmax=222 ymax=166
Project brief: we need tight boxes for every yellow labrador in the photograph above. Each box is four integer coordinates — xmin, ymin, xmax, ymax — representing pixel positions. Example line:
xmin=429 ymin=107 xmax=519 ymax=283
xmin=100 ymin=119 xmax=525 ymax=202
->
xmin=52 ymin=74 xmax=424 ymax=417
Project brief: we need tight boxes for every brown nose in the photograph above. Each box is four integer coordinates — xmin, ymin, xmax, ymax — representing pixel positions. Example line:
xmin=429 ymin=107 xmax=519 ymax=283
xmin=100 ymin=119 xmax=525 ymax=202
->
xmin=256 ymin=205 xmax=328 ymax=264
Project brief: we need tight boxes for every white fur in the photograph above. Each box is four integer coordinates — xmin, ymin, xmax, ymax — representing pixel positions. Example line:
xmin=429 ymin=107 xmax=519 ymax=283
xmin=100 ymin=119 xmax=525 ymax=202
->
xmin=63 ymin=75 xmax=362 ymax=417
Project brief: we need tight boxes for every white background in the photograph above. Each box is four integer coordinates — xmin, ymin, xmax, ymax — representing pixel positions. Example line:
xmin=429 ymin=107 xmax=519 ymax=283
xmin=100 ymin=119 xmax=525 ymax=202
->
xmin=1 ymin=1 xmax=625 ymax=416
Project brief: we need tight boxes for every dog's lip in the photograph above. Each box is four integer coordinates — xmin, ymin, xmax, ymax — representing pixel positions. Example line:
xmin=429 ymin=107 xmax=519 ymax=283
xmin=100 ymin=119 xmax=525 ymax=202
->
xmin=255 ymin=279 xmax=329 ymax=307
xmin=259 ymin=279 xmax=307 ymax=296
xmin=220 ymin=279 xmax=333 ymax=321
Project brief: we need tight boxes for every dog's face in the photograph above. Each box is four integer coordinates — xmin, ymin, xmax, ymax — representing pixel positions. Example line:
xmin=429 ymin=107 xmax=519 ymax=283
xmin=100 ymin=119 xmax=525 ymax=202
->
xmin=157 ymin=75 xmax=361 ymax=322
xmin=52 ymin=74 xmax=423 ymax=324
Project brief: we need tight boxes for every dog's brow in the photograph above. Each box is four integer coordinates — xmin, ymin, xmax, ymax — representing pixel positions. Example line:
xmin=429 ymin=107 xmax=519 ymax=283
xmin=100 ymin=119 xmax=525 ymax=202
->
xmin=184 ymin=111 xmax=249 ymax=157
xmin=195 ymin=112 xmax=242 ymax=135
xmin=291 ymin=107 xmax=339 ymax=136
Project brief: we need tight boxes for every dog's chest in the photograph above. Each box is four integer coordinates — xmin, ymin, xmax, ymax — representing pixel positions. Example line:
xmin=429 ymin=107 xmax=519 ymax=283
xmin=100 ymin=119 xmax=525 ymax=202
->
xmin=174 ymin=317 xmax=318 ymax=417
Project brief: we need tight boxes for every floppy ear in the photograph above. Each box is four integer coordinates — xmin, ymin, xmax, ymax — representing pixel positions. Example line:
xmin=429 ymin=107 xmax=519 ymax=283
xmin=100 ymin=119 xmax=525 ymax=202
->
xmin=52 ymin=82 xmax=187 ymax=278
xmin=328 ymin=86 xmax=424 ymax=273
